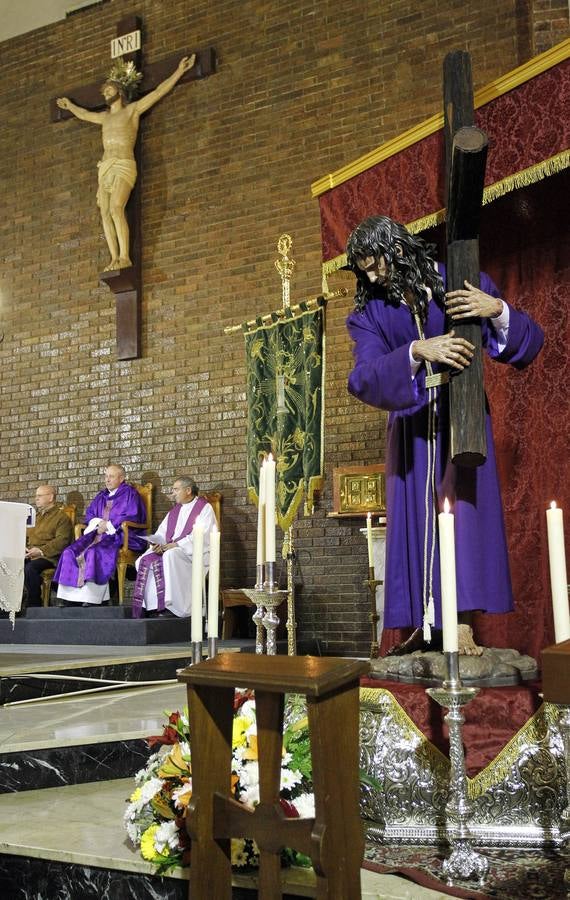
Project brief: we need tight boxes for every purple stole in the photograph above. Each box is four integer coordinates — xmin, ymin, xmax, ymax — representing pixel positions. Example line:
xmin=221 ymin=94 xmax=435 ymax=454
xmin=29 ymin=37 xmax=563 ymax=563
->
xmin=76 ymin=499 xmax=113 ymax=588
xmin=131 ymin=497 xmax=207 ymax=618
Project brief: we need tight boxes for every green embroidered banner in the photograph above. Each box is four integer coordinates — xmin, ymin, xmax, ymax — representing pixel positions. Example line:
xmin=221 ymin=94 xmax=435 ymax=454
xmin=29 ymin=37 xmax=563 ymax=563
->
xmin=245 ymin=299 xmax=326 ymax=531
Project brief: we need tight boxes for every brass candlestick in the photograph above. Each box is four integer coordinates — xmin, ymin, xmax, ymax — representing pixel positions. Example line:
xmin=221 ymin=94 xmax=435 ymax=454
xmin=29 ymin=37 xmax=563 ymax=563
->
xmin=365 ymin=566 xmax=381 ymax=659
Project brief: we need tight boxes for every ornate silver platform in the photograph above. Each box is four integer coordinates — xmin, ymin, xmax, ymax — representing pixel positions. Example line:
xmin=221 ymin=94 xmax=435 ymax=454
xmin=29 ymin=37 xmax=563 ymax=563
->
xmin=358 ymin=687 xmax=568 ymax=847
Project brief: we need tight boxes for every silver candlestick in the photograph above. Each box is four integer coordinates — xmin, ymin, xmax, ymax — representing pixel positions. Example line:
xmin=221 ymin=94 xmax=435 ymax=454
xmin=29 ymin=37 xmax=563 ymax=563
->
xmin=427 ymin=651 xmax=489 ymax=885
xmin=191 ymin=641 xmax=202 ymax=666
xmin=207 ymin=636 xmax=218 ymax=659
xmin=243 ymin=587 xmax=287 ymax=655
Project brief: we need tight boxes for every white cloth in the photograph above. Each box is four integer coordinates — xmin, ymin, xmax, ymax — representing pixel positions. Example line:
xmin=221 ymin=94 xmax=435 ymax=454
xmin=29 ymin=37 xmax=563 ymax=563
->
xmin=57 ymin=581 xmax=110 ymax=605
xmin=0 ymin=501 xmax=32 ymax=621
xmin=135 ymin=499 xmax=217 ymax=618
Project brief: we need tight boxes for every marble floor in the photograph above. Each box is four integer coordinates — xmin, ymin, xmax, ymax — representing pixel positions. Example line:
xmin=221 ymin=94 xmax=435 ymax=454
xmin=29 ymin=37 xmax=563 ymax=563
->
xmin=0 ymin=776 xmax=451 ymax=899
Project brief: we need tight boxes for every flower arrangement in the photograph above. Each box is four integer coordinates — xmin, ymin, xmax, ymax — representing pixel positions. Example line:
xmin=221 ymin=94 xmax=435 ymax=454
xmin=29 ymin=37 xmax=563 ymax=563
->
xmin=124 ymin=690 xmax=315 ymax=873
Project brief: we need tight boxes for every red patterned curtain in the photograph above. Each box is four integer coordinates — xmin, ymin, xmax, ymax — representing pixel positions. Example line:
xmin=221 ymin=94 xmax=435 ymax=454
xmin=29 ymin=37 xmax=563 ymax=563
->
xmin=316 ymin=51 xmax=570 ymax=661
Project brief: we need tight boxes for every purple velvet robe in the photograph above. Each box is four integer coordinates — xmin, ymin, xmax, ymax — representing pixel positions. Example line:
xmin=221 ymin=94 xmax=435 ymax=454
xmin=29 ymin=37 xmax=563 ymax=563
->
xmin=346 ymin=270 xmax=544 ymax=629
xmin=54 ymin=482 xmax=147 ymax=587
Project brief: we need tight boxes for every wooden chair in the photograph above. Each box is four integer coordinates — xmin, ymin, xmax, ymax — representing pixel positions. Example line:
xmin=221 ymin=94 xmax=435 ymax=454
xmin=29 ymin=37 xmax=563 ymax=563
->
xmin=117 ymin=482 xmax=153 ymax=604
xmin=40 ymin=504 xmax=77 ymax=607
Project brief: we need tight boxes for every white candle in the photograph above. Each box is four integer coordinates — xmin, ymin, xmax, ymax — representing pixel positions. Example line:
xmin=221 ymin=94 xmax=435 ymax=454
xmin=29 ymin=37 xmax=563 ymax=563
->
xmin=438 ymin=498 xmax=458 ymax=653
xmin=191 ymin=524 xmax=204 ymax=643
xmin=207 ymin=525 xmax=221 ymax=639
xmin=265 ymin=454 xmax=276 ymax=562
xmin=546 ymin=502 xmax=570 ymax=643
xmin=256 ymin=459 xmax=266 ymax=567
xmin=366 ymin=512 xmax=374 ymax=570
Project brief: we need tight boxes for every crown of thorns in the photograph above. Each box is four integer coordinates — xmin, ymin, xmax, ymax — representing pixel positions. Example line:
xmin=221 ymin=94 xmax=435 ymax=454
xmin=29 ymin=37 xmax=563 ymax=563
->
xmin=104 ymin=59 xmax=142 ymax=99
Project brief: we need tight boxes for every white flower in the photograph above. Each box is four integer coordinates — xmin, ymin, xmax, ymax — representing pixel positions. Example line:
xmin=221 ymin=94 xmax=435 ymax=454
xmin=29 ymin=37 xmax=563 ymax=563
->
xmin=238 ymin=782 xmax=260 ymax=806
xmin=281 ymin=751 xmax=292 ymax=766
xmin=239 ymin=761 xmax=259 ymax=787
xmin=240 ymin=699 xmax=257 ymax=722
xmin=293 ymin=792 xmax=315 ymax=819
xmin=140 ymin=777 xmax=164 ymax=804
xmin=172 ymin=782 xmax=193 ymax=808
xmin=179 ymin=741 xmax=191 ymax=760
xmin=125 ymin=820 xmax=140 ymax=844
xmin=179 ymin=712 xmax=189 ymax=729
xmin=280 ymin=767 xmax=302 ymax=791
xmin=154 ymin=820 xmax=179 ymax=853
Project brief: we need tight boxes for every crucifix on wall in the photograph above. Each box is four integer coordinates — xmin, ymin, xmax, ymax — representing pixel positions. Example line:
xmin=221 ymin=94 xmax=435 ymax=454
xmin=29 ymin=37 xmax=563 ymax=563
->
xmin=50 ymin=14 xmax=216 ymax=360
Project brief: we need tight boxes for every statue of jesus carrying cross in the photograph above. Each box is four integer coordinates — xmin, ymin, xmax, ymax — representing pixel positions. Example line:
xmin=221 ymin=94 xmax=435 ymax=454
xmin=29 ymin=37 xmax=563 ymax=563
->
xmin=57 ymin=54 xmax=195 ymax=272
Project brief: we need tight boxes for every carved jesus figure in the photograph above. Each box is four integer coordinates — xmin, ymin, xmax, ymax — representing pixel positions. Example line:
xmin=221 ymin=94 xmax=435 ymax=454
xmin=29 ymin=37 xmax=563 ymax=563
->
xmin=57 ymin=55 xmax=195 ymax=271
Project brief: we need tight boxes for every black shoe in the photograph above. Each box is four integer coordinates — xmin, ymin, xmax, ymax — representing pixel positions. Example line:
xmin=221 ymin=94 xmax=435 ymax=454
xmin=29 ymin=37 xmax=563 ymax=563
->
xmin=156 ymin=609 xmax=176 ymax=618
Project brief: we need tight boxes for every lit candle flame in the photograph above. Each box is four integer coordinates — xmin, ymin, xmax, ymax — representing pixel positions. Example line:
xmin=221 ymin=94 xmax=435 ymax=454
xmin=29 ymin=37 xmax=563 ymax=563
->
xmin=443 ymin=498 xmax=451 ymax=515
xmin=550 ymin=501 xmax=557 ymax=510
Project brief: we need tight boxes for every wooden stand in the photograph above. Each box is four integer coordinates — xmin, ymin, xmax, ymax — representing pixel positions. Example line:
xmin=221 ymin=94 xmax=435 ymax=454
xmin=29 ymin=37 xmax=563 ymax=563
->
xmin=179 ymin=654 xmax=369 ymax=899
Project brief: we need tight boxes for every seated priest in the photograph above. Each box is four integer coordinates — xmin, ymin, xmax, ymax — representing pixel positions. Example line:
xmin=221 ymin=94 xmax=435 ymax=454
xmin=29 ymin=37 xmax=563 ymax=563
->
xmin=131 ymin=476 xmax=217 ymax=618
xmin=24 ymin=484 xmax=74 ymax=607
xmin=55 ymin=464 xmax=147 ymax=606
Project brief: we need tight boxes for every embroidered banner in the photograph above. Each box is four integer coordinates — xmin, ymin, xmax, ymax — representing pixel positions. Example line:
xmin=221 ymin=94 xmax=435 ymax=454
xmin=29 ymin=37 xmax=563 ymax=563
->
xmin=245 ymin=300 xmax=326 ymax=531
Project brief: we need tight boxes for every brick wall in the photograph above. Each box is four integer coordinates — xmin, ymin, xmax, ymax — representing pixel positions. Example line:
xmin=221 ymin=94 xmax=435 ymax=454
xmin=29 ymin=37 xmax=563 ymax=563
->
xmin=0 ymin=0 xmax=567 ymax=653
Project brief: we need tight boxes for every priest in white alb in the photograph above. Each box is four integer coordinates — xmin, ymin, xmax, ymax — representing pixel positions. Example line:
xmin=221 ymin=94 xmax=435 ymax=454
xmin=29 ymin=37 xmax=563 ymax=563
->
xmin=131 ymin=476 xmax=217 ymax=618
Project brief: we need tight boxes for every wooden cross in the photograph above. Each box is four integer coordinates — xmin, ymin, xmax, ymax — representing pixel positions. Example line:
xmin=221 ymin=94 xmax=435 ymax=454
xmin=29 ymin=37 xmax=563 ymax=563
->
xmin=50 ymin=14 xmax=216 ymax=360
xmin=443 ymin=51 xmax=488 ymax=466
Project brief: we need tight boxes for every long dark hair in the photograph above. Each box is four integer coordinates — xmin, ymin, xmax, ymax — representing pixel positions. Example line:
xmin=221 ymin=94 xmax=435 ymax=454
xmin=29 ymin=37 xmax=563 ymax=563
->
xmin=346 ymin=215 xmax=444 ymax=321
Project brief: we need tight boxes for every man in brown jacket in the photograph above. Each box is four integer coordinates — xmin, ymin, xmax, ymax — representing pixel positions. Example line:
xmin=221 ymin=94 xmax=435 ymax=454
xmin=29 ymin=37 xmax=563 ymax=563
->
xmin=24 ymin=485 xmax=74 ymax=606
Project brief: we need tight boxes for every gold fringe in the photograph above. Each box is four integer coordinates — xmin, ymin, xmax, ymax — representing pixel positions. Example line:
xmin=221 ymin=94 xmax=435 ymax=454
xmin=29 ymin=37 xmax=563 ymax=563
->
xmin=467 ymin=702 xmax=559 ymax=799
xmin=481 ymin=149 xmax=570 ymax=206
xmin=311 ymin=38 xmax=570 ymax=197
xmin=321 ymin=149 xmax=570 ymax=290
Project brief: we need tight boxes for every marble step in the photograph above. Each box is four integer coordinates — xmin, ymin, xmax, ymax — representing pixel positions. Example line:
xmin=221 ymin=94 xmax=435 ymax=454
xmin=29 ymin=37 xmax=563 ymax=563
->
xmin=0 ymin=683 xmax=187 ymax=794
xmin=0 ymin=640 xmax=254 ymax=706
xmin=0 ymin=607 xmax=191 ymax=645
xmin=0 ymin=778 xmax=413 ymax=899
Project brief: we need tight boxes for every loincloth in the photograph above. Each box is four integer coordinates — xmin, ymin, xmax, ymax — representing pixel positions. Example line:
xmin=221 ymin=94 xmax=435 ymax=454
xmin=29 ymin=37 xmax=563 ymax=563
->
xmin=96 ymin=158 xmax=137 ymax=206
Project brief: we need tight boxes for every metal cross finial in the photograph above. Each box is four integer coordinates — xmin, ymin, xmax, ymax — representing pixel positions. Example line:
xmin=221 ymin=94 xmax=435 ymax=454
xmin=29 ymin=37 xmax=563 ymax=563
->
xmin=275 ymin=233 xmax=295 ymax=309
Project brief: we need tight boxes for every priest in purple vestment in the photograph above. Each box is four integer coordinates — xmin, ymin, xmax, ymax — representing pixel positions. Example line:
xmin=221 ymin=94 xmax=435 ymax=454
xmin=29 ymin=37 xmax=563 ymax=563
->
xmin=132 ymin=476 xmax=217 ymax=618
xmin=345 ymin=216 xmax=543 ymax=655
xmin=55 ymin=464 xmax=147 ymax=606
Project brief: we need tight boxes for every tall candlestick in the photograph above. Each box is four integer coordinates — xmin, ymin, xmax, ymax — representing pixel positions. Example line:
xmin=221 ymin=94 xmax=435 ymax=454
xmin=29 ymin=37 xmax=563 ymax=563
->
xmin=207 ymin=526 xmax=221 ymax=639
xmin=546 ymin=502 xmax=570 ymax=643
xmin=366 ymin=512 xmax=374 ymax=570
xmin=265 ymin=454 xmax=276 ymax=563
xmin=256 ymin=459 xmax=266 ymax=567
xmin=438 ymin=498 xmax=458 ymax=653
xmin=191 ymin=525 xmax=204 ymax=643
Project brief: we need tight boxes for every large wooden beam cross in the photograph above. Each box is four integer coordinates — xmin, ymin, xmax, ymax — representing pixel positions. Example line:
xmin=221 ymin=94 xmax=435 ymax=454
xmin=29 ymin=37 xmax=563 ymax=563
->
xmin=50 ymin=15 xmax=216 ymax=360
xmin=443 ymin=51 xmax=488 ymax=467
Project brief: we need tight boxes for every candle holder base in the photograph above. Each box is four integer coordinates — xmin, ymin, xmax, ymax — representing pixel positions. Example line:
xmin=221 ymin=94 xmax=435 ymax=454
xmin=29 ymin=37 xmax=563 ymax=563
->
xmin=442 ymin=840 xmax=489 ymax=885
xmin=191 ymin=641 xmax=202 ymax=665
xmin=207 ymin=637 xmax=218 ymax=659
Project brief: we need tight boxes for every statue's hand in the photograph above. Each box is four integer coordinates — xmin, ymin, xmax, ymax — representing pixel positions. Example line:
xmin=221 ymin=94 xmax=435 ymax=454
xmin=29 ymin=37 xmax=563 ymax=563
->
xmin=56 ymin=97 xmax=71 ymax=109
xmin=178 ymin=54 xmax=196 ymax=74
xmin=445 ymin=281 xmax=503 ymax=320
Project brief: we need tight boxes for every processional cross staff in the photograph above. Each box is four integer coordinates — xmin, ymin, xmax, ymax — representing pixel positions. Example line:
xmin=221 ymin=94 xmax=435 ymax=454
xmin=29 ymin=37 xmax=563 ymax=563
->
xmin=50 ymin=14 xmax=216 ymax=360
xmin=443 ymin=51 xmax=489 ymax=466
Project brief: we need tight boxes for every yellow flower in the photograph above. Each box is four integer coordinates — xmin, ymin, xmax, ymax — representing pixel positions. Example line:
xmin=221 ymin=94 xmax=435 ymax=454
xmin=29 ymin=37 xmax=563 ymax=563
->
xmin=231 ymin=838 xmax=249 ymax=867
xmin=140 ymin=825 xmax=160 ymax=861
xmin=129 ymin=787 xmax=142 ymax=803
xmin=232 ymin=715 xmax=249 ymax=748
